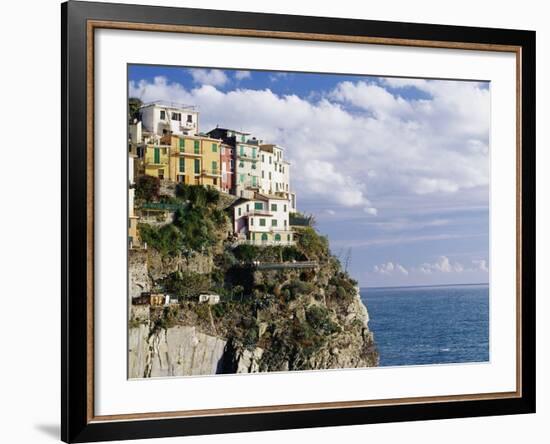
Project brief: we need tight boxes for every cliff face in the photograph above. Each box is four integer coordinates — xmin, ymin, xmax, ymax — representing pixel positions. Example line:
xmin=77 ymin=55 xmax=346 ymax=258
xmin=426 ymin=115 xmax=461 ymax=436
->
xmin=128 ymin=286 xmax=377 ymax=378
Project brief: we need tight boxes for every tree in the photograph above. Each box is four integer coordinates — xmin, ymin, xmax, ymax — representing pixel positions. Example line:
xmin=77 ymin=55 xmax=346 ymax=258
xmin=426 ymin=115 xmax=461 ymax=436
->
xmin=135 ymin=175 xmax=160 ymax=202
xmin=128 ymin=97 xmax=143 ymax=123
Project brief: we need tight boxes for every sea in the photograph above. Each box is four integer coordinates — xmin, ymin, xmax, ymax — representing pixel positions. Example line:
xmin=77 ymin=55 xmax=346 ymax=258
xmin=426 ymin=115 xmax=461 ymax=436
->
xmin=360 ymin=284 xmax=489 ymax=367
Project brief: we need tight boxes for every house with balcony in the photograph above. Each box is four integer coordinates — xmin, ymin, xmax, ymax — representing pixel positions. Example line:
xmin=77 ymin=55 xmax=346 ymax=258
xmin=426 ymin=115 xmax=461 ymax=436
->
xmin=207 ymin=127 xmax=262 ymax=199
xmin=140 ymin=101 xmax=199 ymax=137
xmin=231 ymin=193 xmax=295 ymax=246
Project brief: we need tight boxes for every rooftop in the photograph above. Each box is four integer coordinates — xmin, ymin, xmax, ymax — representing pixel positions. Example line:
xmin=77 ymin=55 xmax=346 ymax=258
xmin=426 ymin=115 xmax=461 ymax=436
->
xmin=141 ymin=100 xmax=198 ymax=111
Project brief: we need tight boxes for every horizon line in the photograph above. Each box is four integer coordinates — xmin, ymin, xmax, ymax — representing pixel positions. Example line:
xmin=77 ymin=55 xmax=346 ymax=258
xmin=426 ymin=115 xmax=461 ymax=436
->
xmin=361 ymin=282 xmax=489 ymax=290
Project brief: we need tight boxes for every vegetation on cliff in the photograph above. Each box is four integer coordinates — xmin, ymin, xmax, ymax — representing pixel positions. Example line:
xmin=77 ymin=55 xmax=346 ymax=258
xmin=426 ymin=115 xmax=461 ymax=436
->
xmin=133 ymin=184 xmax=378 ymax=373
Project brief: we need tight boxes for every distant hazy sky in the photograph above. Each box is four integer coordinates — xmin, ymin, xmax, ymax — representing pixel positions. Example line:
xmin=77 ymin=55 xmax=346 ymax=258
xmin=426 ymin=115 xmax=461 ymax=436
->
xmin=129 ymin=65 xmax=490 ymax=287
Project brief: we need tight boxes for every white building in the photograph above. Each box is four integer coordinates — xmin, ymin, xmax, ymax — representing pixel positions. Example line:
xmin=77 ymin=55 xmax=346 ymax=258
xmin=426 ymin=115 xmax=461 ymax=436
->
xmin=140 ymin=101 xmax=199 ymax=137
xmin=232 ymin=194 xmax=294 ymax=246
xmin=259 ymin=144 xmax=296 ymax=210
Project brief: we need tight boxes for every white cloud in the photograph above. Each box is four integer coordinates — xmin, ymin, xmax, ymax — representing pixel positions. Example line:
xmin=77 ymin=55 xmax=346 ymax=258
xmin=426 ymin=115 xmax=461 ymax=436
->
xmin=419 ymin=256 xmax=464 ymax=274
xmin=234 ymin=70 xmax=251 ymax=81
xmin=472 ymin=259 xmax=489 ymax=272
xmin=129 ymin=74 xmax=489 ymax=214
xmin=188 ymin=69 xmax=229 ymax=87
xmin=373 ymin=261 xmax=408 ymax=275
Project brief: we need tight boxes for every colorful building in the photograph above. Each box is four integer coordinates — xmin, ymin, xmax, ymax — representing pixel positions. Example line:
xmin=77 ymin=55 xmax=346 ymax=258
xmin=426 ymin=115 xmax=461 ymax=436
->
xmin=143 ymin=135 xmax=222 ymax=189
xmin=232 ymin=194 xmax=294 ymax=246
xmin=220 ymin=143 xmax=234 ymax=194
xmin=207 ymin=128 xmax=261 ymax=198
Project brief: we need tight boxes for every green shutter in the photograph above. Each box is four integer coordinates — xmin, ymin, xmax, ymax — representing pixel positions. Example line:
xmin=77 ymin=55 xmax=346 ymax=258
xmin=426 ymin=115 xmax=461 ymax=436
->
xmin=254 ymin=202 xmax=263 ymax=210
xmin=271 ymin=219 xmax=277 ymax=227
xmin=260 ymin=218 xmax=266 ymax=227
xmin=154 ymin=147 xmax=160 ymax=164
xmin=212 ymin=143 xmax=217 ymax=152
xmin=271 ymin=204 xmax=277 ymax=211
xmin=212 ymin=161 xmax=217 ymax=173
xmin=275 ymin=234 xmax=281 ymax=242
xmin=179 ymin=158 xmax=185 ymax=172
xmin=194 ymin=140 xmax=200 ymax=154
xmin=240 ymin=145 xmax=244 ymax=156
xmin=179 ymin=138 xmax=184 ymax=150
xmin=194 ymin=159 xmax=200 ymax=174
xmin=252 ymin=148 xmax=256 ymax=159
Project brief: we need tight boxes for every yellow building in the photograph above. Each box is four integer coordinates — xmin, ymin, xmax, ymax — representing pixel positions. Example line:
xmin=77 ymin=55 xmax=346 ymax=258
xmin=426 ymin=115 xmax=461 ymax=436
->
xmin=143 ymin=135 xmax=222 ymax=189
xmin=166 ymin=135 xmax=222 ymax=188
xmin=144 ymin=143 xmax=171 ymax=180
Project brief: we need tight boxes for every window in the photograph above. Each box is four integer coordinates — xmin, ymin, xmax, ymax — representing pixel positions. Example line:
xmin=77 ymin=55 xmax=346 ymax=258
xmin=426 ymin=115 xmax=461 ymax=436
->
xmin=230 ymin=160 xmax=234 ymax=169
xmin=179 ymin=158 xmax=185 ymax=172
xmin=276 ymin=183 xmax=279 ymax=191
xmin=252 ymin=148 xmax=257 ymax=159
xmin=284 ymin=220 xmax=287 ymax=227
xmin=194 ymin=159 xmax=200 ymax=174
xmin=239 ymin=162 xmax=244 ymax=168
xmin=262 ymin=171 xmax=265 ymax=178
xmin=262 ymin=154 xmax=265 ymax=162
xmin=212 ymin=143 xmax=217 ymax=153
xmin=171 ymin=112 xmax=181 ymax=121
xmin=251 ymin=164 xmax=256 ymax=170
xmin=154 ymin=147 xmax=160 ymax=164
xmin=158 ymin=169 xmax=164 ymax=180
xmin=269 ymin=156 xmax=272 ymax=164
xmin=194 ymin=140 xmax=200 ymax=154
xmin=274 ymin=234 xmax=281 ymax=242
xmin=159 ymin=110 xmax=166 ymax=120
xmin=250 ymin=218 xmax=254 ymax=226
xmin=238 ymin=208 xmax=242 ymax=216
xmin=271 ymin=203 xmax=277 ymax=211
xmin=240 ymin=174 xmax=245 ymax=183
xmin=241 ymin=135 xmax=246 ymax=142
xmin=187 ymin=114 xmax=193 ymax=123
xmin=271 ymin=219 xmax=277 ymax=227
xmin=287 ymin=234 xmax=291 ymax=241
xmin=251 ymin=232 xmax=255 ymax=240
xmin=213 ymin=178 xmax=217 ymax=186
xmin=255 ymin=202 xmax=263 ymax=211
xmin=246 ymin=204 xmax=249 ymax=212
xmin=261 ymin=233 xmax=268 ymax=242
xmin=212 ymin=161 xmax=217 ymax=173
xmin=252 ymin=176 xmax=257 ymax=187
xmin=239 ymin=145 xmax=245 ymax=156
xmin=284 ymin=204 xmax=287 ymax=212
xmin=269 ymin=172 xmax=272 ymax=180
xmin=259 ymin=218 xmax=266 ymax=227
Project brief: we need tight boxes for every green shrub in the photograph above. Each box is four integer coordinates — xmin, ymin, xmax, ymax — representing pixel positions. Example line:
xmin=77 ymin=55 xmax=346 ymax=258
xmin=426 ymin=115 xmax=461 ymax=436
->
xmin=135 ymin=175 xmax=160 ymax=202
xmin=162 ymin=271 xmax=211 ymax=299
xmin=138 ymin=223 xmax=183 ymax=256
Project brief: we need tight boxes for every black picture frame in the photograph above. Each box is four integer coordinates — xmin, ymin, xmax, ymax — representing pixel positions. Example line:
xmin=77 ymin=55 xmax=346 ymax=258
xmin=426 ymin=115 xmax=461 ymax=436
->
xmin=62 ymin=1 xmax=536 ymax=442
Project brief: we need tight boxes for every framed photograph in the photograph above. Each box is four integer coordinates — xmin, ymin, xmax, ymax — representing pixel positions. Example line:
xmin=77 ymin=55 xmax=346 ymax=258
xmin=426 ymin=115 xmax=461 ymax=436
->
xmin=62 ymin=1 xmax=535 ymax=442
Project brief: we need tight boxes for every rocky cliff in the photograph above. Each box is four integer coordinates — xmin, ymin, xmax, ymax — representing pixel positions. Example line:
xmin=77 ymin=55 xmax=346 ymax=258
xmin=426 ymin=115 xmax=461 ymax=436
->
xmin=129 ymin=184 xmax=378 ymax=378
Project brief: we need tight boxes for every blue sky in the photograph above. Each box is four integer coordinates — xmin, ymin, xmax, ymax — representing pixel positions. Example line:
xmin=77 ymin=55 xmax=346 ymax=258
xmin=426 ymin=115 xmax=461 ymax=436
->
xmin=129 ymin=65 xmax=490 ymax=287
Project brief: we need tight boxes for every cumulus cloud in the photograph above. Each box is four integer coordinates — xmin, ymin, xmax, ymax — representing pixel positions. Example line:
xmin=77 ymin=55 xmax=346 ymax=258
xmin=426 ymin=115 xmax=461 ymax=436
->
xmin=373 ymin=262 xmax=409 ymax=275
xmin=188 ymin=69 xmax=229 ymax=87
xmin=419 ymin=256 xmax=464 ymax=274
xmin=472 ymin=259 xmax=489 ymax=272
xmin=129 ymin=73 xmax=489 ymax=214
xmin=234 ymin=70 xmax=251 ymax=80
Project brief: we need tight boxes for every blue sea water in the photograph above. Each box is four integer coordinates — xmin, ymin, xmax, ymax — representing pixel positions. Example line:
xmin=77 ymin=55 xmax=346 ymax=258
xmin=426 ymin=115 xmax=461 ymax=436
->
xmin=361 ymin=284 xmax=489 ymax=367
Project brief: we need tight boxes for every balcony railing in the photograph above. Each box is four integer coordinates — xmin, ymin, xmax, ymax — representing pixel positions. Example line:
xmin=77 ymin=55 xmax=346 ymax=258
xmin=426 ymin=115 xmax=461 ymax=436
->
xmin=175 ymin=150 xmax=202 ymax=157
xmin=201 ymin=169 xmax=221 ymax=177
